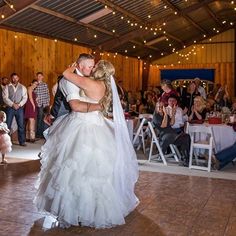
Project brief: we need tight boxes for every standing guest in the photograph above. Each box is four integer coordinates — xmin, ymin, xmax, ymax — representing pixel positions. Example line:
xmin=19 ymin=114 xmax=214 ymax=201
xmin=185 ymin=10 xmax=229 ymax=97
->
xmin=2 ymin=73 xmax=27 ymax=146
xmin=34 ymin=72 xmax=50 ymax=138
xmin=0 ymin=77 xmax=9 ymax=111
xmin=214 ymin=84 xmax=231 ymax=109
xmin=176 ymin=80 xmax=187 ymax=109
xmin=194 ymin=78 xmax=206 ymax=99
xmin=25 ymin=79 xmax=38 ymax=143
xmin=0 ymin=111 xmax=12 ymax=164
xmin=159 ymin=80 xmax=179 ymax=106
xmin=185 ymin=81 xmax=200 ymax=116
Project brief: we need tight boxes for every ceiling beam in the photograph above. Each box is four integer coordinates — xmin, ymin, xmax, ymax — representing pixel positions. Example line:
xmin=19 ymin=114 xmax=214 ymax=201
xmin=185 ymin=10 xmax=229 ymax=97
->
xmin=204 ymin=4 xmax=224 ymax=28
xmin=0 ymin=0 xmax=41 ymax=24
xmin=3 ymin=0 xmax=16 ymax=12
xmin=30 ymin=5 xmax=114 ymax=36
xmin=96 ymin=0 xmax=142 ymax=23
xmin=99 ymin=0 xmax=215 ymax=50
xmin=0 ymin=24 xmax=94 ymax=48
xmin=162 ymin=0 xmax=207 ymax=34
xmin=30 ymin=4 xmax=162 ymax=54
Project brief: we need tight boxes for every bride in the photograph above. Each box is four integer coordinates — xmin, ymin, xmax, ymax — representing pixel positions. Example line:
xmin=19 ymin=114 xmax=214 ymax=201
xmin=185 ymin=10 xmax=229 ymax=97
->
xmin=34 ymin=60 xmax=139 ymax=229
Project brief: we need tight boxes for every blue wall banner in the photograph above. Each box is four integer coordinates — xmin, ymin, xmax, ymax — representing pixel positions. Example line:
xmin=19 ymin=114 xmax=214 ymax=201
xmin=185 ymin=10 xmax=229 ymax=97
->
xmin=160 ymin=69 xmax=215 ymax=82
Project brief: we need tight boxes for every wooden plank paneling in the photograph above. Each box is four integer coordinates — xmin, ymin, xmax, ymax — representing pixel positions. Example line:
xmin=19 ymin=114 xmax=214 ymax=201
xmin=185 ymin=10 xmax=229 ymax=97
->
xmin=0 ymin=28 xmax=142 ymax=99
xmin=152 ymin=29 xmax=235 ymax=96
xmin=0 ymin=28 xmax=235 ymax=98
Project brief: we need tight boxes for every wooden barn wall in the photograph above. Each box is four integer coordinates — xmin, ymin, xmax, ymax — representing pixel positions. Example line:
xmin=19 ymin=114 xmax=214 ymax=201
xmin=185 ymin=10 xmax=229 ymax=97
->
xmin=0 ymin=28 xmax=142 ymax=101
xmin=150 ymin=29 xmax=235 ymax=96
xmin=101 ymin=53 xmax=143 ymax=92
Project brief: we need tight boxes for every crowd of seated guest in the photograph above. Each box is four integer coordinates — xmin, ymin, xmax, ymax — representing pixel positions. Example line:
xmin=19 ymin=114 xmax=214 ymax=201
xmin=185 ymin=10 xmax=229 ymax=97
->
xmin=119 ymin=78 xmax=235 ymax=169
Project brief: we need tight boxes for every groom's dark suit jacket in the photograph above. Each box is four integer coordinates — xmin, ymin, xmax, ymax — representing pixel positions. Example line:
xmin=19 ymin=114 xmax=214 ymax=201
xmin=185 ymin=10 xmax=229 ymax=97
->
xmin=50 ymin=76 xmax=71 ymax=119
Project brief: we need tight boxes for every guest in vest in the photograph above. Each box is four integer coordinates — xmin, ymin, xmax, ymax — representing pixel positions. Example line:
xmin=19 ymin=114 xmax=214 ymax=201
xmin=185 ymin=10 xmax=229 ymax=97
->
xmin=34 ymin=72 xmax=50 ymax=138
xmin=2 ymin=73 xmax=27 ymax=146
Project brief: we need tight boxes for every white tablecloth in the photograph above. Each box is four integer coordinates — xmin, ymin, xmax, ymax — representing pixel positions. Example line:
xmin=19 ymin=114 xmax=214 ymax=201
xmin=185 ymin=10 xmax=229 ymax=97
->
xmin=189 ymin=123 xmax=236 ymax=153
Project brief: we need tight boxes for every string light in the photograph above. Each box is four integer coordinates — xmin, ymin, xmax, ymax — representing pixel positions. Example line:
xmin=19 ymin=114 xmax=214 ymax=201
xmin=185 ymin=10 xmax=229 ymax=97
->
xmin=89 ymin=2 xmax=230 ymax=63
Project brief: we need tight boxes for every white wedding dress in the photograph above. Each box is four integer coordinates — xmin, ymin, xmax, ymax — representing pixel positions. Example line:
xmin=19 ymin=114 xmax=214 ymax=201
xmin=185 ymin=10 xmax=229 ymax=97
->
xmin=34 ymin=77 xmax=139 ymax=229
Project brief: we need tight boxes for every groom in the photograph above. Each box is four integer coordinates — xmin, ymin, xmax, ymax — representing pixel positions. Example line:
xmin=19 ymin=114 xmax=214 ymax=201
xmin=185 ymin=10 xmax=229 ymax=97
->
xmin=45 ymin=53 xmax=101 ymax=125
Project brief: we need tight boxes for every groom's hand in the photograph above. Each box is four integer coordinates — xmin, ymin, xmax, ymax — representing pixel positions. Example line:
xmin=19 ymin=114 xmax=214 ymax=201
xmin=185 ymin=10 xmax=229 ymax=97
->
xmin=44 ymin=114 xmax=54 ymax=126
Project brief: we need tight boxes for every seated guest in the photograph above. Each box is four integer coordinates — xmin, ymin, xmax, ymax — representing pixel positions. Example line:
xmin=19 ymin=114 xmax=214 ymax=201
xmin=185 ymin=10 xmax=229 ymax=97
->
xmin=145 ymin=92 xmax=156 ymax=114
xmin=166 ymin=95 xmax=187 ymax=133
xmin=188 ymin=96 xmax=207 ymax=123
xmin=135 ymin=98 xmax=146 ymax=114
xmin=231 ymin=98 xmax=236 ymax=114
xmin=153 ymin=101 xmax=190 ymax=166
xmin=213 ymin=142 xmax=236 ymax=170
xmin=159 ymin=80 xmax=179 ymax=106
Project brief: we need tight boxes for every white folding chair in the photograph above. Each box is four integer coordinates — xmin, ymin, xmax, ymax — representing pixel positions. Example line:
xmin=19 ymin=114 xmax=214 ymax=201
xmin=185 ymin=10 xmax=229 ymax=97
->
xmin=147 ymin=121 xmax=179 ymax=165
xmin=132 ymin=114 xmax=153 ymax=154
xmin=188 ymin=124 xmax=214 ymax=172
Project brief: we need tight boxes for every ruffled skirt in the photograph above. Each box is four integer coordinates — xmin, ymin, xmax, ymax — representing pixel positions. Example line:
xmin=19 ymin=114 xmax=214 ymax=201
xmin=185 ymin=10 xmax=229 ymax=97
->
xmin=34 ymin=111 xmax=138 ymax=228
xmin=0 ymin=133 xmax=12 ymax=154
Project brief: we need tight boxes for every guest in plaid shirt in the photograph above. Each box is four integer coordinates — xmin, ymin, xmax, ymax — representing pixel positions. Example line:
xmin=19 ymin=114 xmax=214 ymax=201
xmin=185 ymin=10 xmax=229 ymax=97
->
xmin=34 ymin=72 xmax=50 ymax=138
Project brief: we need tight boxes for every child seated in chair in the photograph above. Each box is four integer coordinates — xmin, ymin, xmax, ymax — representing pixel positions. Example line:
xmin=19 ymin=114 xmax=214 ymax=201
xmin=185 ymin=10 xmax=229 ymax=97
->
xmin=0 ymin=111 xmax=12 ymax=164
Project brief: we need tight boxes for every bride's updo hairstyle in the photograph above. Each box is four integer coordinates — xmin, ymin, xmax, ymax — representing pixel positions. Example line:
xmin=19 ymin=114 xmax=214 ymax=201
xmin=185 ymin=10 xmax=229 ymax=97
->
xmin=93 ymin=60 xmax=115 ymax=115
